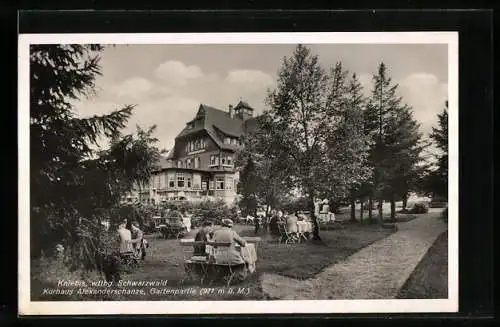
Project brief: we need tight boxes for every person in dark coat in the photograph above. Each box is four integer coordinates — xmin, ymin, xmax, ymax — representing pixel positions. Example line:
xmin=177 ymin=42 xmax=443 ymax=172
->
xmin=193 ymin=220 xmax=213 ymax=257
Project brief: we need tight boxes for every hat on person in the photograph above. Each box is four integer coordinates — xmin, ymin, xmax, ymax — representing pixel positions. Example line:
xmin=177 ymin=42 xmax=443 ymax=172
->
xmin=323 ymin=199 xmax=329 ymax=204
xmin=221 ymin=218 xmax=234 ymax=227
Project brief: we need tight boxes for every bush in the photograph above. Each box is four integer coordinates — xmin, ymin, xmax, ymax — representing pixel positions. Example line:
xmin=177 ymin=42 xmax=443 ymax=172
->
xmin=410 ymin=202 xmax=429 ymax=214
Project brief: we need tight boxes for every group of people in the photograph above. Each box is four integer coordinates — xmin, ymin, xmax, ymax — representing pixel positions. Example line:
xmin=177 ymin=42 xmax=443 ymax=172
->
xmin=193 ymin=218 xmax=247 ymax=265
xmin=253 ymin=198 xmax=334 ymax=236
xmin=266 ymin=209 xmax=308 ymax=236
xmin=117 ymin=219 xmax=148 ymax=260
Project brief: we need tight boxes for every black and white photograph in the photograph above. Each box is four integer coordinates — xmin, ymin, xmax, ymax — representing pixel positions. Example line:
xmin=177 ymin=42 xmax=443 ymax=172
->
xmin=18 ymin=32 xmax=458 ymax=315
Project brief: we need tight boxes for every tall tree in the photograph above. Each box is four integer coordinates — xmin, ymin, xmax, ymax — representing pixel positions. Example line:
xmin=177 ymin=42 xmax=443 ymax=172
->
xmin=30 ymin=45 xmax=161 ymax=267
xmin=259 ymin=46 xmax=370 ymax=240
xmin=365 ymin=63 xmax=426 ymax=222
xmin=427 ymin=101 xmax=449 ymax=198
xmin=365 ymin=63 xmax=403 ymax=223
xmin=329 ymin=72 xmax=371 ymax=222
xmin=383 ymin=104 xmax=426 ymax=220
xmin=237 ymin=157 xmax=259 ymax=217
xmin=236 ymin=114 xmax=294 ymax=215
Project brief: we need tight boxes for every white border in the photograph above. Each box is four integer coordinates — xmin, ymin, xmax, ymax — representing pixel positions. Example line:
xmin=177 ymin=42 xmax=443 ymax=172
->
xmin=18 ymin=32 xmax=459 ymax=315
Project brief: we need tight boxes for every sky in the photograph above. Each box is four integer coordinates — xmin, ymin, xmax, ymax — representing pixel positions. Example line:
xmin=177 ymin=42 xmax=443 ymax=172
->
xmin=73 ymin=43 xmax=448 ymax=152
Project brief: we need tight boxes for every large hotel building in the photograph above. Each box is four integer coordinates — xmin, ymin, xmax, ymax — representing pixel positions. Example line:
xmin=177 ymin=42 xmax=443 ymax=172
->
xmin=127 ymin=100 xmax=259 ymax=205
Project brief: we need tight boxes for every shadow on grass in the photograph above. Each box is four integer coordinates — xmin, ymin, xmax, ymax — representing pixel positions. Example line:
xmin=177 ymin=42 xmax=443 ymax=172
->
xmin=396 ymin=230 xmax=448 ymax=299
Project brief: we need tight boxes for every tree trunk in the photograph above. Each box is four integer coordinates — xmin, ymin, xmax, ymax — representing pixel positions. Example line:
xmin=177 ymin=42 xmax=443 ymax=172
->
xmin=309 ymin=193 xmax=321 ymax=241
xmin=360 ymin=199 xmax=364 ymax=223
xmin=378 ymin=199 xmax=383 ymax=225
xmin=350 ymin=197 xmax=356 ymax=222
xmin=402 ymin=193 xmax=408 ymax=211
xmin=368 ymin=195 xmax=373 ymax=222
xmin=390 ymin=192 xmax=396 ymax=222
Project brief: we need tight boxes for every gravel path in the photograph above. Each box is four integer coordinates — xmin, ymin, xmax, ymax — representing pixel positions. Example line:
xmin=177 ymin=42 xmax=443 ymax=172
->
xmin=260 ymin=210 xmax=447 ymax=300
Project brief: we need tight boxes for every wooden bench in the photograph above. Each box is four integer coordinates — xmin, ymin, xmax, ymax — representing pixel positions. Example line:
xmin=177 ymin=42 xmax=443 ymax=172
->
xmin=179 ymin=237 xmax=261 ymax=286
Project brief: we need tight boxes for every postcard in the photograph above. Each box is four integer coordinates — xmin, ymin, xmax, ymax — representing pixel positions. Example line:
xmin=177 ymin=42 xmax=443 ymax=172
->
xmin=18 ymin=31 xmax=458 ymax=315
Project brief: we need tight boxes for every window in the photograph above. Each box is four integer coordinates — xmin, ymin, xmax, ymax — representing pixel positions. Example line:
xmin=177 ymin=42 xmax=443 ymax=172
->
xmin=221 ymin=156 xmax=226 ymax=165
xmin=202 ymin=181 xmax=208 ymax=190
xmin=194 ymin=157 xmax=200 ymax=168
xmin=187 ymin=123 xmax=194 ymax=129
xmin=216 ymin=177 xmax=225 ymax=190
xmin=186 ymin=138 xmax=207 ymax=153
xmin=210 ymin=155 xmax=219 ymax=166
xmin=177 ymin=160 xmax=183 ymax=168
xmin=169 ymin=178 xmax=175 ymax=188
xmin=187 ymin=177 xmax=192 ymax=188
xmin=224 ymin=137 xmax=230 ymax=144
xmin=177 ymin=174 xmax=185 ymax=188
xmin=227 ymin=156 xmax=233 ymax=166
xmin=209 ymin=181 xmax=215 ymax=190
xmin=186 ymin=158 xmax=192 ymax=168
xmin=226 ymin=177 xmax=233 ymax=190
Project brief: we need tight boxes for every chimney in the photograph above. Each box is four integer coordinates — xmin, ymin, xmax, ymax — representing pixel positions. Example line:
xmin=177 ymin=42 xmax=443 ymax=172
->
xmin=229 ymin=104 xmax=234 ymax=118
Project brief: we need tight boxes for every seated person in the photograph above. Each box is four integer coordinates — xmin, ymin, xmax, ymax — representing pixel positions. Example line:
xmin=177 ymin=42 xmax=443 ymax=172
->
xmin=286 ymin=211 xmax=299 ymax=234
xmin=130 ymin=221 xmax=145 ymax=259
xmin=117 ymin=221 xmax=133 ymax=255
xmin=193 ymin=220 xmax=213 ymax=257
xmin=268 ymin=214 xmax=279 ymax=236
xmin=211 ymin=219 xmax=247 ymax=265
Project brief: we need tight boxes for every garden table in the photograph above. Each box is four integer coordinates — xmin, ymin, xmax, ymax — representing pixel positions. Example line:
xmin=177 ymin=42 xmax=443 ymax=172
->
xmin=296 ymin=221 xmax=313 ymax=241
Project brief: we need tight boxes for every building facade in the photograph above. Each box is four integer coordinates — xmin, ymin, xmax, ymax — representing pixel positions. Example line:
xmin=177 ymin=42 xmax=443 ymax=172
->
xmin=127 ymin=101 xmax=259 ymax=205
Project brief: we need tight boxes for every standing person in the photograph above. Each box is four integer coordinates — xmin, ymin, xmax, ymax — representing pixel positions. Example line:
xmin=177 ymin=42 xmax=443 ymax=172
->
xmin=130 ymin=221 xmax=145 ymax=260
xmin=314 ymin=199 xmax=321 ymax=218
xmin=254 ymin=214 xmax=261 ymax=235
xmin=269 ymin=210 xmax=279 ymax=235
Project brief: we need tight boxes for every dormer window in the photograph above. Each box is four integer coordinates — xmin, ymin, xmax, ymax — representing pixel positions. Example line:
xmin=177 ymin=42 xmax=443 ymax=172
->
xmin=187 ymin=122 xmax=194 ymax=129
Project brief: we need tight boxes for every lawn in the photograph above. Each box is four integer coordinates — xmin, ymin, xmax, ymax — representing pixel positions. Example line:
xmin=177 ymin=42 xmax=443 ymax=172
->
xmin=31 ymin=222 xmax=396 ymax=301
xmin=396 ymin=230 xmax=448 ymax=299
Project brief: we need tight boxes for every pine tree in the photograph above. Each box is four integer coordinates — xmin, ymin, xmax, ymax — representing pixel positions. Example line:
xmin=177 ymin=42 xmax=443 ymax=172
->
xmin=329 ymin=72 xmax=371 ymax=222
xmin=428 ymin=101 xmax=448 ymax=198
xmin=365 ymin=63 xmax=426 ymax=222
xmin=30 ymin=45 xmax=162 ymax=266
xmin=365 ymin=63 xmax=404 ymax=223
xmin=383 ymin=104 xmax=426 ymax=220
xmin=237 ymin=158 xmax=259 ymax=217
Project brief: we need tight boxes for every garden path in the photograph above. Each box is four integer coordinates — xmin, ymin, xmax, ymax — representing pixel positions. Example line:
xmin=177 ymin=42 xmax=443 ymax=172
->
xmin=260 ymin=209 xmax=447 ymax=299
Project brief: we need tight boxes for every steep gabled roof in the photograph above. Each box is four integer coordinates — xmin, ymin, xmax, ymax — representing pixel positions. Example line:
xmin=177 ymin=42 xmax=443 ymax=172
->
xmin=169 ymin=102 xmax=262 ymax=158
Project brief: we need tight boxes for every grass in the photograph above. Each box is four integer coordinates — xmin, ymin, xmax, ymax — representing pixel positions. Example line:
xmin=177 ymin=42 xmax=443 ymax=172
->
xmin=31 ymin=222 xmax=396 ymax=301
xmin=396 ymin=230 xmax=448 ymax=299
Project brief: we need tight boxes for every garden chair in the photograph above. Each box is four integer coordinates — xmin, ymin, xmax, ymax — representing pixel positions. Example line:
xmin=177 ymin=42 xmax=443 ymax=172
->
xmin=179 ymin=239 xmax=210 ymax=285
xmin=277 ymin=223 xmax=299 ymax=244
xmin=210 ymin=241 xmax=248 ymax=286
